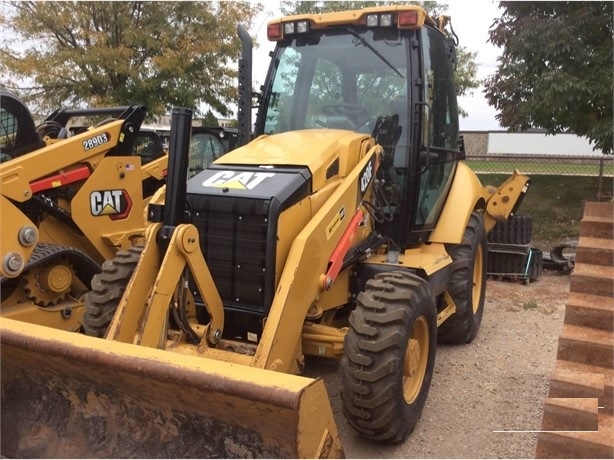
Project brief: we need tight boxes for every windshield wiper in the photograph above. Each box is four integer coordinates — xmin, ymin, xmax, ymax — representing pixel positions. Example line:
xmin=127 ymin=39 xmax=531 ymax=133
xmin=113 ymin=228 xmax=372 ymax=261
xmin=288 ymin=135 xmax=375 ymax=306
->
xmin=342 ymin=26 xmax=403 ymax=78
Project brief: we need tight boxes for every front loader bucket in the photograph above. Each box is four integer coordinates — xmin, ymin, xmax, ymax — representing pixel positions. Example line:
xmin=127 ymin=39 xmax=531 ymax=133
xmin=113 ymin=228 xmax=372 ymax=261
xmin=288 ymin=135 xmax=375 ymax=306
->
xmin=0 ymin=318 xmax=344 ymax=458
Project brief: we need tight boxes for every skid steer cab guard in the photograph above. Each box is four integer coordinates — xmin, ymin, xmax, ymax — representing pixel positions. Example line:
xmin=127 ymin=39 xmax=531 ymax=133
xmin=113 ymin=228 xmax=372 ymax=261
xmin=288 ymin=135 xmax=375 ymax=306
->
xmin=0 ymin=318 xmax=342 ymax=458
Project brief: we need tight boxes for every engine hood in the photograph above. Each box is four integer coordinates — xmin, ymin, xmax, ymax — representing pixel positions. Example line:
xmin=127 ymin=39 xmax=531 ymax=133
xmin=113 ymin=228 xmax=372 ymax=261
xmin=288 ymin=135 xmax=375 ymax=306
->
xmin=214 ymin=129 xmax=374 ymax=191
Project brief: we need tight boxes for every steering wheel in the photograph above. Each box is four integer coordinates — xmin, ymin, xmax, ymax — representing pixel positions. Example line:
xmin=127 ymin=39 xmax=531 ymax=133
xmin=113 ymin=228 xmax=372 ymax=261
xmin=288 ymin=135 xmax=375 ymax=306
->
xmin=321 ymin=103 xmax=373 ymax=127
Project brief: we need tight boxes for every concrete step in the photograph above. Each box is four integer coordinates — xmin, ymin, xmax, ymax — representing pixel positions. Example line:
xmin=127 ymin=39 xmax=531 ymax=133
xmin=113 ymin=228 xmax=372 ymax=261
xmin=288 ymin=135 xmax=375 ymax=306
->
xmin=541 ymin=397 xmax=599 ymax=432
xmin=536 ymin=412 xmax=614 ymax=458
xmin=537 ymin=202 xmax=614 ymax=459
xmin=564 ymin=292 xmax=614 ymax=332
xmin=548 ymin=359 xmax=614 ymax=415
xmin=551 ymin=360 xmax=614 ymax=416
xmin=579 ymin=219 xmax=614 ymax=241
xmin=575 ymin=244 xmax=614 ymax=267
xmin=582 ymin=202 xmax=614 ymax=223
xmin=570 ymin=264 xmax=614 ymax=298
xmin=557 ymin=324 xmax=614 ymax=369
xmin=573 ymin=262 xmax=614 ymax=279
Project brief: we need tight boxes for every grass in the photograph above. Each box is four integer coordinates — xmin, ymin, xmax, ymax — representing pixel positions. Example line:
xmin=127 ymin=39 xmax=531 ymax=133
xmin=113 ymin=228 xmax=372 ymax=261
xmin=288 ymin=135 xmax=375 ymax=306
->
xmin=477 ymin=173 xmax=613 ymax=250
xmin=468 ymin=159 xmax=614 ymax=176
xmin=523 ymin=300 xmax=539 ymax=310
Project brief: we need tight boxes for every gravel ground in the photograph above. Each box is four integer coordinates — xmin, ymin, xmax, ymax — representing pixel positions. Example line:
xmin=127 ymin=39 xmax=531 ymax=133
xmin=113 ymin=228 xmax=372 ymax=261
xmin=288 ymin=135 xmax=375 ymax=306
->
xmin=306 ymin=270 xmax=570 ymax=459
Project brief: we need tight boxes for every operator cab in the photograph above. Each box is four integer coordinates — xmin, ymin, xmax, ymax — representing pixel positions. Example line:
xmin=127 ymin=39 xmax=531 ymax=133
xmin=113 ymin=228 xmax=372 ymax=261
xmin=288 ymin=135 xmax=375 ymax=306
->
xmin=255 ymin=7 xmax=464 ymax=247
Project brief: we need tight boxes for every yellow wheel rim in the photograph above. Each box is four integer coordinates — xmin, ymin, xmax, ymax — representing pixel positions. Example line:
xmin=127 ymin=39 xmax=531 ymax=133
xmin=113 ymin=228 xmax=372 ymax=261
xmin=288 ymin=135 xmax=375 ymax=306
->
xmin=403 ymin=315 xmax=429 ymax=404
xmin=472 ymin=244 xmax=484 ymax=314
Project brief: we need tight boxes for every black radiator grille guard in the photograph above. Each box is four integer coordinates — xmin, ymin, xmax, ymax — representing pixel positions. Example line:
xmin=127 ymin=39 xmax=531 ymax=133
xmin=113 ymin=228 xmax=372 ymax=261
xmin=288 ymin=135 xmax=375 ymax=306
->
xmin=185 ymin=164 xmax=312 ymax=341
xmin=191 ymin=196 xmax=273 ymax=313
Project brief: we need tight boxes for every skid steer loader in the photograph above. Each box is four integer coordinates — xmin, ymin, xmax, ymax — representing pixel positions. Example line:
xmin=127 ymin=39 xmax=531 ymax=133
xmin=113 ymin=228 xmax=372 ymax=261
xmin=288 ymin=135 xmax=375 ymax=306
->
xmin=0 ymin=93 xmax=238 ymax=334
xmin=1 ymin=5 xmax=530 ymax=458
xmin=0 ymin=92 xmax=168 ymax=331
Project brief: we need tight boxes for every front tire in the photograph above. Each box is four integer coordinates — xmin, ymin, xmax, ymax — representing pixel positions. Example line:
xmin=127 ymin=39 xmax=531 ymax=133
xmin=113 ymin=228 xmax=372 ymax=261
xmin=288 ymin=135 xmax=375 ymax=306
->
xmin=82 ymin=245 xmax=142 ymax=337
xmin=438 ymin=211 xmax=487 ymax=344
xmin=341 ymin=271 xmax=437 ymax=443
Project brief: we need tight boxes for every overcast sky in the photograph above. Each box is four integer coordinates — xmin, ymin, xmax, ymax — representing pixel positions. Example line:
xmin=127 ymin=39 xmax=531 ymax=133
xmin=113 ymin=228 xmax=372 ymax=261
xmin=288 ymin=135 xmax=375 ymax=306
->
xmin=249 ymin=0 xmax=505 ymax=131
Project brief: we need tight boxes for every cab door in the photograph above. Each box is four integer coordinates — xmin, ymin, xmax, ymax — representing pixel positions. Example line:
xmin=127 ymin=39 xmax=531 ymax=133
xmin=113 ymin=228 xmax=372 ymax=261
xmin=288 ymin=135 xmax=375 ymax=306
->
xmin=409 ymin=26 xmax=462 ymax=238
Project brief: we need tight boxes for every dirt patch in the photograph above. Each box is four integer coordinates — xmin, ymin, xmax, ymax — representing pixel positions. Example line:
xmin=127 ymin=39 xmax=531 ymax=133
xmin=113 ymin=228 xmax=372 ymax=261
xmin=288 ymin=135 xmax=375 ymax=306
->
xmin=307 ymin=270 xmax=570 ymax=458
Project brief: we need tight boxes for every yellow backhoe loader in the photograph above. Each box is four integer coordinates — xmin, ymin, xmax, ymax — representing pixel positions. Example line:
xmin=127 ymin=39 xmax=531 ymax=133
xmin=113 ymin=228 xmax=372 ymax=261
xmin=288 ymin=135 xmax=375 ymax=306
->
xmin=0 ymin=92 xmax=167 ymax=331
xmin=1 ymin=5 xmax=530 ymax=458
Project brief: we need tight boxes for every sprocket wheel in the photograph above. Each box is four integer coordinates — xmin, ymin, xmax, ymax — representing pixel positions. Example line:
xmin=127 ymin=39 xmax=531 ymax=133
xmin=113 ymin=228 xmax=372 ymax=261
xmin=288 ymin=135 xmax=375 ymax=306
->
xmin=23 ymin=258 xmax=75 ymax=307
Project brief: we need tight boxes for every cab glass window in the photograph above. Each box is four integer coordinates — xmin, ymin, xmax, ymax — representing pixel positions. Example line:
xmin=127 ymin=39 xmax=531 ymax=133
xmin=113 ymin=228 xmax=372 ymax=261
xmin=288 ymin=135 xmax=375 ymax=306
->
xmin=0 ymin=107 xmax=18 ymax=162
xmin=261 ymin=28 xmax=408 ymax=137
xmin=421 ymin=27 xmax=459 ymax=150
xmin=133 ymin=131 xmax=165 ymax=165
xmin=413 ymin=27 xmax=459 ymax=228
xmin=189 ymin=132 xmax=225 ymax=177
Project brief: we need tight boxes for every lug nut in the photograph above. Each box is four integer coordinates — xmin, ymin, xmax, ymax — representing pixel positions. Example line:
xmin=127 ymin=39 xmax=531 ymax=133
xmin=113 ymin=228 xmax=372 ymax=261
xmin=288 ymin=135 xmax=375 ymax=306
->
xmin=212 ymin=329 xmax=222 ymax=344
xmin=3 ymin=253 xmax=24 ymax=276
xmin=18 ymin=226 xmax=38 ymax=246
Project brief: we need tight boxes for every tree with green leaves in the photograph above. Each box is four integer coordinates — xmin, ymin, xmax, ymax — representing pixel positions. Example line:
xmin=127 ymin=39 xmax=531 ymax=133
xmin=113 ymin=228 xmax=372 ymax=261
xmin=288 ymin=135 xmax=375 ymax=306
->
xmin=279 ymin=1 xmax=480 ymax=116
xmin=0 ymin=1 xmax=263 ymax=118
xmin=201 ymin=109 xmax=220 ymax=127
xmin=485 ymin=2 xmax=613 ymax=154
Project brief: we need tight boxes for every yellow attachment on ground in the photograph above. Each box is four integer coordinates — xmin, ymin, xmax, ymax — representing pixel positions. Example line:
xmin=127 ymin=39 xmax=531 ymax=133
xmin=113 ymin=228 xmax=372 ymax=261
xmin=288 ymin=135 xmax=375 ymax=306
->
xmin=0 ymin=317 xmax=344 ymax=459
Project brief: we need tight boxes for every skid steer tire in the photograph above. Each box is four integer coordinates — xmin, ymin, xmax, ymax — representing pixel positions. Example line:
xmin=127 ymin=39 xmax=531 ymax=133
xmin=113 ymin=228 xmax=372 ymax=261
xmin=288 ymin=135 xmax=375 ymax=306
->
xmin=439 ymin=211 xmax=487 ymax=344
xmin=341 ymin=271 xmax=437 ymax=443
xmin=82 ymin=245 xmax=143 ymax=337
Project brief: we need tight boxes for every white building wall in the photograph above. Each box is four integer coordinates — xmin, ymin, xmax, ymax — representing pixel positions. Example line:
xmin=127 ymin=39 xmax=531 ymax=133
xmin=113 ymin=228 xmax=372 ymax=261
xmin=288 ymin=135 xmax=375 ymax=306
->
xmin=487 ymin=132 xmax=603 ymax=156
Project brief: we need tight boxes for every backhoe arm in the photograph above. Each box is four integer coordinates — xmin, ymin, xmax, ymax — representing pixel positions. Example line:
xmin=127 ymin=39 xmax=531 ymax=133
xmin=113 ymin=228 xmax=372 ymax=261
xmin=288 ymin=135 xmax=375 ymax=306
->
xmin=483 ymin=170 xmax=531 ymax=234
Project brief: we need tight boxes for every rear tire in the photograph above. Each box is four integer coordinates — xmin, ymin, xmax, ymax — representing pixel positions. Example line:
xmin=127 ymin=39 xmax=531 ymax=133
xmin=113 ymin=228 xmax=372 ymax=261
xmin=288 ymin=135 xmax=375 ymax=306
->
xmin=439 ymin=211 xmax=487 ymax=344
xmin=341 ymin=271 xmax=437 ymax=443
xmin=82 ymin=245 xmax=142 ymax=337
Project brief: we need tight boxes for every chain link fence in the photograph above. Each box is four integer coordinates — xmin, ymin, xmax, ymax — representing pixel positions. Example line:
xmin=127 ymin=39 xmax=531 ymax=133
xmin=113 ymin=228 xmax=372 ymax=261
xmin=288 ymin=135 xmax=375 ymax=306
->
xmin=465 ymin=154 xmax=614 ymax=201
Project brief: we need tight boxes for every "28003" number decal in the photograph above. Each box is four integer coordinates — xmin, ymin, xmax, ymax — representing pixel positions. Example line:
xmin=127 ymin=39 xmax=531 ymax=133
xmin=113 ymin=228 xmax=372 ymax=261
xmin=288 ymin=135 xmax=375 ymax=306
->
xmin=83 ymin=132 xmax=110 ymax=151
